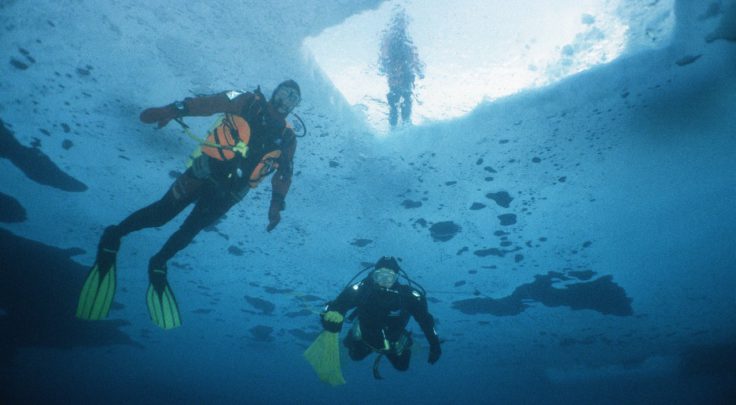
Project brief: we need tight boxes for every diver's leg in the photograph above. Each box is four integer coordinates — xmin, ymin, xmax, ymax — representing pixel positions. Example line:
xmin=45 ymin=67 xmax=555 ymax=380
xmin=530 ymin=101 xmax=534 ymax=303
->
xmin=400 ymin=91 xmax=413 ymax=124
xmin=148 ymin=185 xmax=236 ymax=269
xmin=77 ymin=171 xmax=203 ymax=321
xmin=145 ymin=179 xmax=232 ymax=329
xmin=105 ymin=170 xmax=203 ymax=245
xmin=386 ymin=333 xmax=413 ymax=371
xmin=343 ymin=330 xmax=373 ymax=361
xmin=93 ymin=170 xmax=203 ymax=270
xmin=385 ymin=349 xmax=411 ymax=371
xmin=387 ymin=90 xmax=400 ymax=127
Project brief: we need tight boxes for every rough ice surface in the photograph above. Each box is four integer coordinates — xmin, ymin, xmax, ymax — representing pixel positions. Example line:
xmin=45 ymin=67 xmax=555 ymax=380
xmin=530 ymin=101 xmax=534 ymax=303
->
xmin=305 ymin=0 xmax=675 ymax=132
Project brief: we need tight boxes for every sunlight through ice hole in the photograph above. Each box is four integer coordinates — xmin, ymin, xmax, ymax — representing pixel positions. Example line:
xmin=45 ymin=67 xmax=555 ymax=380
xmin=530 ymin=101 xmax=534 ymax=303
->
xmin=303 ymin=0 xmax=674 ymax=135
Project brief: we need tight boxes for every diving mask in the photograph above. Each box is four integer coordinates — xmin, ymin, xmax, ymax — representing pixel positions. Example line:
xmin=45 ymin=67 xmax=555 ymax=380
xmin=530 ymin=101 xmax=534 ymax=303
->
xmin=372 ymin=268 xmax=398 ymax=289
xmin=272 ymin=86 xmax=301 ymax=115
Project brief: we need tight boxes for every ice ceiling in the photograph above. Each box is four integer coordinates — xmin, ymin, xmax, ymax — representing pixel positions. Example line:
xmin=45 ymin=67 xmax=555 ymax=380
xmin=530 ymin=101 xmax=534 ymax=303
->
xmin=305 ymin=0 xmax=675 ymax=133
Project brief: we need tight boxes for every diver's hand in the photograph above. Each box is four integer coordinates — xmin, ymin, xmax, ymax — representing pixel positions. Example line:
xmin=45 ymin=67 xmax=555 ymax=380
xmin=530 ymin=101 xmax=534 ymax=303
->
xmin=428 ymin=343 xmax=441 ymax=364
xmin=321 ymin=311 xmax=344 ymax=333
xmin=267 ymin=207 xmax=280 ymax=232
xmin=140 ymin=104 xmax=179 ymax=128
xmin=266 ymin=193 xmax=285 ymax=232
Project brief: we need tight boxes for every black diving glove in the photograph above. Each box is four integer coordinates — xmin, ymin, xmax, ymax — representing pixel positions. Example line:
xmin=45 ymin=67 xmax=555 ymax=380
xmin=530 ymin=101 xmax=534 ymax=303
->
xmin=140 ymin=100 xmax=187 ymax=128
xmin=266 ymin=193 xmax=285 ymax=232
xmin=428 ymin=343 xmax=441 ymax=364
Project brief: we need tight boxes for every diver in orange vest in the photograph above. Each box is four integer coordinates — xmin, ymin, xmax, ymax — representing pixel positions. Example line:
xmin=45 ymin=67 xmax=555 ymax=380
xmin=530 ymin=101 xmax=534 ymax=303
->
xmin=75 ymin=80 xmax=301 ymax=329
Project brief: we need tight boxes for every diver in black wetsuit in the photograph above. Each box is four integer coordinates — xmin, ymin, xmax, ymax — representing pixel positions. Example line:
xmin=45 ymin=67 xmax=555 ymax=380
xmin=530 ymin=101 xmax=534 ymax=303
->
xmin=320 ymin=256 xmax=441 ymax=376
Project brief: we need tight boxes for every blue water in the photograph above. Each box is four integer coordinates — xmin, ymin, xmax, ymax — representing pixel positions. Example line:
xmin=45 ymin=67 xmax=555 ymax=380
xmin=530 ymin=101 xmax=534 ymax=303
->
xmin=2 ymin=1 xmax=735 ymax=403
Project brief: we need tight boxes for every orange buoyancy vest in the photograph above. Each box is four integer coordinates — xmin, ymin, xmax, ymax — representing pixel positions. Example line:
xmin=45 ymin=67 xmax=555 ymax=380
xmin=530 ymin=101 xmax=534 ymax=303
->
xmin=200 ymin=113 xmax=285 ymax=189
xmin=201 ymin=113 xmax=250 ymax=161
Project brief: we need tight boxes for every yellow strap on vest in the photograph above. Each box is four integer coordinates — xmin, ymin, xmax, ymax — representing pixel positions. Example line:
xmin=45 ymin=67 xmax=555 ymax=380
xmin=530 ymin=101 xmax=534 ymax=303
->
xmin=232 ymin=141 xmax=248 ymax=158
xmin=174 ymin=118 xmax=227 ymax=149
xmin=175 ymin=117 xmax=247 ymax=158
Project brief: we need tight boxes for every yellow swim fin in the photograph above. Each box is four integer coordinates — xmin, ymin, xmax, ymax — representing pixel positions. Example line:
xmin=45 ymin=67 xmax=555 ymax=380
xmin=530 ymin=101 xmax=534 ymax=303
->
xmin=76 ymin=248 xmax=117 ymax=320
xmin=146 ymin=266 xmax=182 ymax=329
xmin=304 ymin=330 xmax=346 ymax=386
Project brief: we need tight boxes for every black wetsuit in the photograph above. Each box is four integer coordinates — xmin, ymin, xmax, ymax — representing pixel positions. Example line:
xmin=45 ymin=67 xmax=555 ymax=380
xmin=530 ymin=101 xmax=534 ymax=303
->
xmin=325 ymin=279 xmax=440 ymax=371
